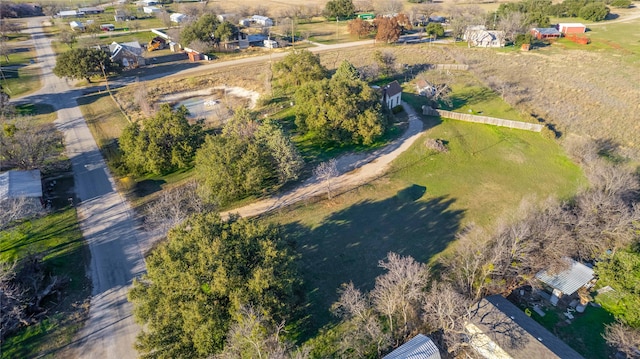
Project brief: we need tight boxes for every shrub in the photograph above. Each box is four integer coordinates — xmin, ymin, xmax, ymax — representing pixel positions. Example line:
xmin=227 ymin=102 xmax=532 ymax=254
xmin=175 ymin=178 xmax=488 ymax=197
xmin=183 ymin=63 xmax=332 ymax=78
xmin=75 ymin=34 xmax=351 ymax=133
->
xmin=579 ymin=2 xmax=609 ymax=21
xmin=609 ymin=0 xmax=631 ymax=8
xmin=391 ymin=105 xmax=404 ymax=114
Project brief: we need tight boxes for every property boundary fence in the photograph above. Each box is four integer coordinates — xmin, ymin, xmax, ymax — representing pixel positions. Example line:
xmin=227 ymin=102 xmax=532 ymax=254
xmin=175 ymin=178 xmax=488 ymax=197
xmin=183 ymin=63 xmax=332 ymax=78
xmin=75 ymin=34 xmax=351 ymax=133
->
xmin=422 ymin=106 xmax=544 ymax=132
xmin=428 ymin=64 xmax=470 ymax=71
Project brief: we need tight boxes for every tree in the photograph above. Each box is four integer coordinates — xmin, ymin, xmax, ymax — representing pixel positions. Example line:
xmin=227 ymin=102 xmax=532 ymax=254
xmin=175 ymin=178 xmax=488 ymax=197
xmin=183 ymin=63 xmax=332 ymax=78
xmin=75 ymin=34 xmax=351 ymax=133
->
xmin=180 ymin=13 xmax=221 ymax=48
xmin=373 ymin=16 xmax=402 ymax=43
xmin=324 ymin=0 xmax=355 ymax=20
xmin=610 ymin=0 xmax=632 ymax=8
xmin=373 ymin=50 xmax=396 ymax=77
xmin=57 ymin=29 xmax=77 ymax=48
xmin=294 ymin=61 xmax=385 ymax=145
xmin=331 ymin=282 xmax=391 ymax=357
xmin=0 ymin=116 xmax=63 ymax=170
xmin=347 ymin=18 xmax=373 ymax=38
xmin=579 ymin=2 xmax=609 ymax=21
xmin=370 ymin=252 xmax=429 ymax=339
xmin=195 ymin=110 xmax=303 ymax=205
xmin=53 ymin=48 xmax=120 ymax=83
xmin=273 ymin=50 xmax=327 ymax=91
xmin=143 ymin=181 xmax=209 ymax=237
xmin=214 ymin=21 xmax=237 ymax=46
xmin=604 ymin=322 xmax=640 ymax=358
xmin=422 ymin=282 xmax=473 ymax=355
xmin=314 ymin=159 xmax=339 ymax=200
xmin=425 ymin=22 xmax=444 ymax=38
xmin=119 ymin=104 xmax=204 ymax=175
xmin=374 ymin=0 xmax=404 ymax=15
xmin=129 ymin=214 xmax=300 ymax=358
xmin=497 ymin=11 xmax=527 ymax=42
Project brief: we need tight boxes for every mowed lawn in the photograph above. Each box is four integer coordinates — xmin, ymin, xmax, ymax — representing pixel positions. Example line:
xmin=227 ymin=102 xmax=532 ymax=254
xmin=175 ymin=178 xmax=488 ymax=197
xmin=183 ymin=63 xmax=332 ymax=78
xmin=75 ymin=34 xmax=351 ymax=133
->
xmin=267 ymin=117 xmax=584 ymax=338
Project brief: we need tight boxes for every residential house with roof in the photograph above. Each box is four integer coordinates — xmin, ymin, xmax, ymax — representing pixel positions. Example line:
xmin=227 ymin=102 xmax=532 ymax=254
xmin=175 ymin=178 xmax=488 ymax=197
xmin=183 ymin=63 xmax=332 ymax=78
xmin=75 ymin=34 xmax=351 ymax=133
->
xmin=535 ymin=258 xmax=595 ymax=307
xmin=78 ymin=7 xmax=103 ymax=14
xmin=467 ymin=295 xmax=584 ymax=359
xmin=252 ymin=15 xmax=273 ymax=27
xmin=58 ymin=10 xmax=82 ymax=18
xmin=109 ymin=41 xmax=145 ymax=69
xmin=464 ymin=25 xmax=505 ymax=48
xmin=382 ymin=80 xmax=402 ymax=110
xmin=383 ymin=334 xmax=441 ymax=359
xmin=69 ymin=21 xmax=85 ymax=31
xmin=143 ymin=6 xmax=161 ymax=15
xmin=531 ymin=28 xmax=562 ymax=40
xmin=0 ymin=170 xmax=42 ymax=202
xmin=170 ymin=13 xmax=187 ymax=24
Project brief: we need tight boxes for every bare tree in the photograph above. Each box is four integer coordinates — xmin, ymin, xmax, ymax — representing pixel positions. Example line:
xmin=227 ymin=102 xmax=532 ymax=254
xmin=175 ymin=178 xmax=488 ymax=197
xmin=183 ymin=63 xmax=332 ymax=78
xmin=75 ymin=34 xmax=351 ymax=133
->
xmin=157 ymin=10 xmax=172 ymax=28
xmin=253 ymin=5 xmax=269 ymax=16
xmin=57 ymin=29 xmax=77 ymax=49
xmin=0 ymin=117 xmax=63 ymax=170
xmin=604 ymin=322 xmax=640 ymax=359
xmin=0 ymin=197 xmax=45 ymax=230
xmin=422 ymin=282 xmax=473 ymax=355
xmin=370 ymin=252 xmax=429 ymax=339
xmin=374 ymin=0 xmax=404 ymax=15
xmin=143 ymin=181 xmax=208 ymax=237
xmin=497 ymin=11 xmax=527 ymax=42
xmin=332 ymin=282 xmax=391 ymax=357
xmin=373 ymin=50 xmax=396 ymax=77
xmin=314 ymin=159 xmax=338 ymax=200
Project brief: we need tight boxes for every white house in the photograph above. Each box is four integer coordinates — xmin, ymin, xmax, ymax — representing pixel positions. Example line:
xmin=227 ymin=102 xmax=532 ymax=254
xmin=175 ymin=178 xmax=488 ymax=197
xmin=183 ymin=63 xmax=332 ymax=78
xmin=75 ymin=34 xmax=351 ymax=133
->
xmin=252 ymin=15 xmax=273 ymax=27
xmin=170 ymin=13 xmax=187 ymax=23
xmin=69 ymin=21 xmax=84 ymax=31
xmin=140 ymin=0 xmax=158 ymax=5
xmin=382 ymin=80 xmax=402 ymax=110
xmin=143 ymin=6 xmax=161 ymax=15
xmin=464 ymin=25 xmax=505 ymax=48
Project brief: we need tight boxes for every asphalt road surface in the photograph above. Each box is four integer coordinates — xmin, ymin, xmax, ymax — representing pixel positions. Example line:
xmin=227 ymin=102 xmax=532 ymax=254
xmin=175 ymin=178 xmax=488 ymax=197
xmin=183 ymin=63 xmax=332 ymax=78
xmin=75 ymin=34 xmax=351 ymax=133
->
xmin=20 ymin=17 xmax=145 ymax=359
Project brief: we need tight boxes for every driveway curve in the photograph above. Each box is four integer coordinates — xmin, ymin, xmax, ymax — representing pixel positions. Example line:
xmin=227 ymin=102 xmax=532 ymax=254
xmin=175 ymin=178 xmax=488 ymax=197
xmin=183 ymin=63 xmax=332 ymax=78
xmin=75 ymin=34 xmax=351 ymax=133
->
xmin=221 ymin=102 xmax=426 ymax=219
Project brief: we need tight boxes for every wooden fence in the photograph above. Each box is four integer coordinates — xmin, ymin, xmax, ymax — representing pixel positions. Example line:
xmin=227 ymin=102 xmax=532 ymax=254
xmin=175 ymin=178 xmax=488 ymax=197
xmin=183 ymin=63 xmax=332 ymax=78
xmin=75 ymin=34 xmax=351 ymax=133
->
xmin=422 ymin=106 xmax=544 ymax=132
xmin=428 ymin=64 xmax=470 ymax=71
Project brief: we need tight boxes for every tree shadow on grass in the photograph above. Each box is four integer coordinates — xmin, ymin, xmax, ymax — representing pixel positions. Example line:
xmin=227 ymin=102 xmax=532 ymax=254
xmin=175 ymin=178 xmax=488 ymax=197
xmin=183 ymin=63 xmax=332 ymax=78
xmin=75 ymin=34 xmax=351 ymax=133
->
xmin=283 ymin=189 xmax=464 ymax=340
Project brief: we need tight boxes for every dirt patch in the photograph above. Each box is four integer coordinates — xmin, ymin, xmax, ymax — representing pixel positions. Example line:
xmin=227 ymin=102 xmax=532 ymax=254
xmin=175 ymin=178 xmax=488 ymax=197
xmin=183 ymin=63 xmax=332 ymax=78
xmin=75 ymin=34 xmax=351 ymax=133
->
xmin=158 ymin=86 xmax=260 ymax=126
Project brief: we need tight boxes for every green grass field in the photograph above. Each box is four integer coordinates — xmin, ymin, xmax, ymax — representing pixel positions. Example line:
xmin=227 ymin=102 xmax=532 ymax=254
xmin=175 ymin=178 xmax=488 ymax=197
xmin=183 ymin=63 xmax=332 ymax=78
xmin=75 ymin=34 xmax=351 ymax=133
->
xmin=266 ymin=115 xmax=584 ymax=339
xmin=0 ymin=208 xmax=91 ymax=358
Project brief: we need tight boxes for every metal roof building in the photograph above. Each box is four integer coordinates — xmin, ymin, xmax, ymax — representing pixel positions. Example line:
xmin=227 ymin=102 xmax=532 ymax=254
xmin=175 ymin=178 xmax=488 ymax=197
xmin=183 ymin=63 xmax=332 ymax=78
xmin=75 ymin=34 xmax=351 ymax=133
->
xmin=467 ymin=295 xmax=584 ymax=359
xmin=384 ymin=334 xmax=441 ymax=359
xmin=0 ymin=170 xmax=42 ymax=201
xmin=536 ymin=258 xmax=594 ymax=296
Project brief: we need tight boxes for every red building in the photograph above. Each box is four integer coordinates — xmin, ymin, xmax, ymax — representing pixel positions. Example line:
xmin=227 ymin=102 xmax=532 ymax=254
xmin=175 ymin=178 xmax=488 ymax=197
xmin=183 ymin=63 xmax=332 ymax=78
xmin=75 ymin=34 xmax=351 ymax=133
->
xmin=558 ymin=23 xmax=586 ymax=34
xmin=531 ymin=27 xmax=562 ymax=40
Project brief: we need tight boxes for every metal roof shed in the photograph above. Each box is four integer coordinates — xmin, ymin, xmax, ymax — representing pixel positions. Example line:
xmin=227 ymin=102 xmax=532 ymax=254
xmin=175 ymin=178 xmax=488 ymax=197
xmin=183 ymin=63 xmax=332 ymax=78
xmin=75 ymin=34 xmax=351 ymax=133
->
xmin=536 ymin=258 xmax=594 ymax=296
xmin=0 ymin=170 xmax=43 ymax=201
xmin=383 ymin=334 xmax=441 ymax=359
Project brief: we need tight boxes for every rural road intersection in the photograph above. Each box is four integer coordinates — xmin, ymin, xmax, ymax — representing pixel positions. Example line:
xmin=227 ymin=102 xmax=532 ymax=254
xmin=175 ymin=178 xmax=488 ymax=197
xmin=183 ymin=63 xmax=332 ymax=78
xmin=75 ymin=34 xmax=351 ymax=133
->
xmin=15 ymin=17 xmax=425 ymax=358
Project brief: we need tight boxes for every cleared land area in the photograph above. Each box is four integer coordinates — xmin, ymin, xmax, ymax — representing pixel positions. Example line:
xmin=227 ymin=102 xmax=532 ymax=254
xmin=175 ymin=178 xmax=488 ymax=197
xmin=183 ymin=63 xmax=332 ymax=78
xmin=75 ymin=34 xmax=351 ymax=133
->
xmin=266 ymin=116 xmax=584 ymax=337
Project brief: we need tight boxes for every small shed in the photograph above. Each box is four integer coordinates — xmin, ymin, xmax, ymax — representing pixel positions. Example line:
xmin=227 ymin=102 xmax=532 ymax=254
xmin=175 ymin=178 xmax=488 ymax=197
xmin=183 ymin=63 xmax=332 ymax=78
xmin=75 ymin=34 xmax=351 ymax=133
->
xmin=58 ymin=10 xmax=80 ymax=18
xmin=558 ymin=23 xmax=586 ymax=34
xmin=186 ymin=50 xmax=202 ymax=62
xmin=170 ymin=13 xmax=187 ymax=23
xmin=263 ymin=39 xmax=278 ymax=48
xmin=531 ymin=27 xmax=561 ymax=40
xmin=143 ymin=6 xmax=161 ymax=15
xmin=0 ymin=170 xmax=43 ymax=201
xmin=536 ymin=258 xmax=595 ymax=306
xmin=416 ymin=79 xmax=435 ymax=97
xmin=383 ymin=334 xmax=441 ymax=359
xmin=69 ymin=21 xmax=84 ymax=31
xmin=78 ymin=7 xmax=103 ymax=14
xmin=382 ymin=80 xmax=402 ymax=110
xmin=252 ymin=15 xmax=273 ymax=27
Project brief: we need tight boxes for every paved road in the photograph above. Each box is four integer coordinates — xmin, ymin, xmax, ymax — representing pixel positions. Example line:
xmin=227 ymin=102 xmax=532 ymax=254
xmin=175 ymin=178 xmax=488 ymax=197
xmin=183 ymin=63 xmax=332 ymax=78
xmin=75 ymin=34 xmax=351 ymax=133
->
xmin=19 ymin=17 xmax=145 ymax=359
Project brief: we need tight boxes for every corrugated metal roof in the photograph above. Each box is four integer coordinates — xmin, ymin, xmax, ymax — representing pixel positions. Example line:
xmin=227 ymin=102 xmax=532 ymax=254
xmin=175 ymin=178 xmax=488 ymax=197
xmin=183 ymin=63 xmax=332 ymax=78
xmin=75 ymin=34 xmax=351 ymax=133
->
xmin=536 ymin=258 xmax=594 ymax=295
xmin=383 ymin=334 xmax=441 ymax=359
xmin=0 ymin=170 xmax=42 ymax=201
xmin=534 ymin=28 xmax=561 ymax=35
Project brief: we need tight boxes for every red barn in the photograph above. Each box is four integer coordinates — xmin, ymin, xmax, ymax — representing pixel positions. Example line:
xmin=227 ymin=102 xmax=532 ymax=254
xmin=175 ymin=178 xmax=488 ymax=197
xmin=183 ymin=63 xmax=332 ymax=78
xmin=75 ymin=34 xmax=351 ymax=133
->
xmin=558 ymin=23 xmax=586 ymax=34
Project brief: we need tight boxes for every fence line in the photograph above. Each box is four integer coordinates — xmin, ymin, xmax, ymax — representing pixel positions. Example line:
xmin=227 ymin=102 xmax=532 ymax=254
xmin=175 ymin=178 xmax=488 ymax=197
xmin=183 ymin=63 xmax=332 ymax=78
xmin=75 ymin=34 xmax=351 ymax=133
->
xmin=422 ymin=106 xmax=544 ymax=132
xmin=427 ymin=64 xmax=470 ymax=71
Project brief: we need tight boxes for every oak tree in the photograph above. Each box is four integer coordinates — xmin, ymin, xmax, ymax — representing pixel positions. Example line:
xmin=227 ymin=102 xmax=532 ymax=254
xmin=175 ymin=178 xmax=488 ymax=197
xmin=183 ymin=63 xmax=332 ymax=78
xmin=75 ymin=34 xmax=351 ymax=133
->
xmin=53 ymin=48 xmax=120 ymax=83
